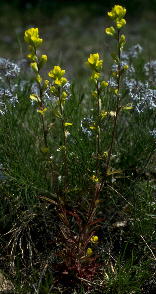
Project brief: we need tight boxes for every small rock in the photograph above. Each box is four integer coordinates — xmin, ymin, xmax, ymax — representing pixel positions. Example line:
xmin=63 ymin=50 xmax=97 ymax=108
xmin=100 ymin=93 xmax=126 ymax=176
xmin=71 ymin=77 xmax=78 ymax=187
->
xmin=0 ymin=271 xmax=14 ymax=293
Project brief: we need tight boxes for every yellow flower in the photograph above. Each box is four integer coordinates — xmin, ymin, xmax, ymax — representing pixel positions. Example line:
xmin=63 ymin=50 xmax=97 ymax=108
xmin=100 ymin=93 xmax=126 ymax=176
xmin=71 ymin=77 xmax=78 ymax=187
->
xmin=91 ymin=175 xmax=99 ymax=182
xmin=108 ymin=5 xmax=126 ymax=20
xmin=100 ymin=111 xmax=108 ymax=118
xmin=48 ymin=66 xmax=65 ymax=79
xmin=87 ymin=53 xmax=103 ymax=71
xmin=24 ymin=27 xmax=43 ymax=47
xmin=112 ymin=71 xmax=119 ymax=78
xmin=116 ymin=18 xmax=126 ymax=29
xmin=64 ymin=122 xmax=73 ymax=126
xmin=43 ymin=80 xmax=49 ymax=89
xmin=48 ymin=66 xmax=67 ymax=86
xmin=27 ymin=53 xmax=36 ymax=61
xmin=92 ymin=90 xmax=98 ymax=98
xmin=123 ymin=64 xmax=129 ymax=70
xmin=41 ymin=147 xmax=49 ymax=153
xmin=89 ymin=126 xmax=96 ymax=130
xmin=30 ymin=62 xmax=38 ymax=73
xmin=103 ymin=151 xmax=108 ymax=158
xmin=37 ymin=107 xmax=47 ymax=115
xmin=113 ymin=89 xmax=118 ymax=95
xmin=90 ymin=72 xmax=101 ymax=81
xmin=101 ymin=81 xmax=109 ymax=88
xmin=36 ymin=74 xmax=42 ymax=84
xmin=61 ymin=91 xmax=68 ymax=100
xmin=30 ymin=94 xmax=40 ymax=102
xmin=105 ymin=26 xmax=115 ymax=36
xmin=86 ymin=248 xmax=93 ymax=256
xmin=90 ymin=235 xmax=98 ymax=244
xmin=54 ymin=77 xmax=67 ymax=86
xmin=109 ymin=111 xmax=117 ymax=117
xmin=50 ymin=86 xmax=56 ymax=94
xmin=39 ymin=54 xmax=48 ymax=66
xmin=119 ymin=34 xmax=126 ymax=49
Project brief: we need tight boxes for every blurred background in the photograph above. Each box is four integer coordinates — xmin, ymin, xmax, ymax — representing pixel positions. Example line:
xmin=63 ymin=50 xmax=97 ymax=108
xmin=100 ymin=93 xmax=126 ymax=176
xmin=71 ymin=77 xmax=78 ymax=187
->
xmin=0 ymin=0 xmax=156 ymax=81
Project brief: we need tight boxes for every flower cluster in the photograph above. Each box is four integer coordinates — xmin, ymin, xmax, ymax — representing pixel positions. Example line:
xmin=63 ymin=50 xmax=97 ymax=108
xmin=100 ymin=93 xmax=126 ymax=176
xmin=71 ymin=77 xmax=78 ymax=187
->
xmin=24 ymin=27 xmax=43 ymax=48
xmin=87 ymin=53 xmax=103 ymax=72
xmin=124 ymin=79 xmax=156 ymax=112
xmin=48 ymin=66 xmax=67 ymax=87
xmin=0 ymin=58 xmax=21 ymax=115
xmin=0 ymin=58 xmax=20 ymax=79
xmin=149 ymin=129 xmax=156 ymax=140
xmin=105 ymin=5 xmax=126 ymax=39
xmin=144 ymin=60 xmax=156 ymax=84
xmin=48 ymin=66 xmax=69 ymax=105
xmin=107 ymin=5 xmax=126 ymax=29
xmin=104 ymin=5 xmax=127 ymax=98
xmin=24 ymin=28 xmax=49 ymax=115
xmin=121 ymin=44 xmax=143 ymax=61
xmin=24 ymin=27 xmax=47 ymax=81
xmin=86 ymin=53 xmax=108 ymax=90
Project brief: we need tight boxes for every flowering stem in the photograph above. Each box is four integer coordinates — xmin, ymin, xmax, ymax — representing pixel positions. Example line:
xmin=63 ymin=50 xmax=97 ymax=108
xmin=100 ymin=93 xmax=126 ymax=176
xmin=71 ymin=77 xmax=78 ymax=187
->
xmin=106 ymin=30 xmax=121 ymax=167
xmin=96 ymin=81 xmax=101 ymax=176
xmin=38 ymin=83 xmax=48 ymax=148
xmin=100 ymin=29 xmax=122 ymax=192
xmin=58 ymin=88 xmax=68 ymax=194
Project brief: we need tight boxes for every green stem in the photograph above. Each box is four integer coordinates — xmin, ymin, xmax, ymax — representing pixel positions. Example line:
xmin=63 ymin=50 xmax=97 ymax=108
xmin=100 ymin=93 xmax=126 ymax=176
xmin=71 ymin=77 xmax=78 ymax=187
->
xmin=105 ymin=29 xmax=121 ymax=175
xmin=58 ymin=88 xmax=68 ymax=194
xmin=38 ymin=82 xmax=48 ymax=148
xmin=98 ymin=30 xmax=122 ymax=194
xmin=96 ymin=81 xmax=101 ymax=176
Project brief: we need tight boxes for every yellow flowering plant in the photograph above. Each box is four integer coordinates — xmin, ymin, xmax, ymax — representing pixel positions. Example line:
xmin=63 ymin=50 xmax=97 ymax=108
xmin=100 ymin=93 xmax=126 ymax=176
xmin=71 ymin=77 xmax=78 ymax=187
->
xmin=83 ymin=3 xmax=132 ymax=234
xmin=104 ymin=3 xmax=129 ymax=183
xmin=25 ymin=28 xmax=69 ymax=174
xmin=24 ymin=27 xmax=49 ymax=150
xmin=23 ymin=3 xmax=135 ymax=286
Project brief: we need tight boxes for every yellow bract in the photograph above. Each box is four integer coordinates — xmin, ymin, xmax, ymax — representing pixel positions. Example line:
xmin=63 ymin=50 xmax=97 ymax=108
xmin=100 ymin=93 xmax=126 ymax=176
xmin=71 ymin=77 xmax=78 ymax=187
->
xmin=24 ymin=27 xmax=43 ymax=47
